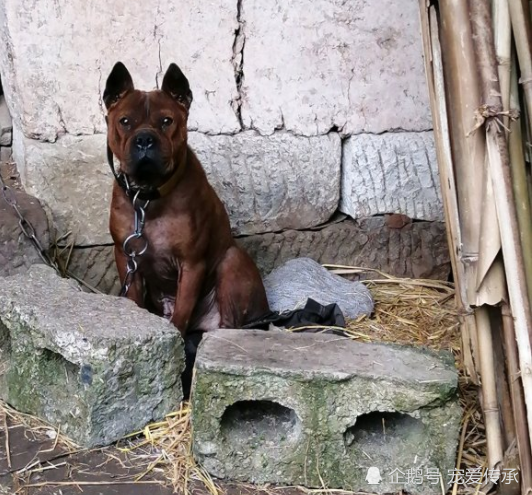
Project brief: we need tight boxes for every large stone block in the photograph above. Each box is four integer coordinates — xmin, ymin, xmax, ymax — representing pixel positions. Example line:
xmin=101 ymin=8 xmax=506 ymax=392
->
xmin=340 ymin=132 xmax=443 ymax=221
xmin=0 ymin=95 xmax=12 ymax=146
xmin=240 ymin=217 xmax=451 ymax=280
xmin=0 ymin=186 xmax=51 ymax=277
xmin=241 ymin=0 xmax=431 ymax=136
xmin=13 ymin=130 xmax=341 ymax=244
xmin=191 ymin=330 xmax=461 ymax=494
xmin=0 ymin=265 xmax=184 ymax=448
xmin=0 ymin=0 xmax=239 ymax=139
xmin=12 ymin=130 xmax=112 ymax=245
xmin=63 ymin=217 xmax=450 ymax=295
xmin=189 ymin=131 xmax=341 ymax=235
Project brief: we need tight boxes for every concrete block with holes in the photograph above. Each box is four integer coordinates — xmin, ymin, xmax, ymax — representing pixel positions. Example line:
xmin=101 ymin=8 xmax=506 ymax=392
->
xmin=191 ymin=329 xmax=461 ymax=495
xmin=0 ymin=265 xmax=184 ymax=448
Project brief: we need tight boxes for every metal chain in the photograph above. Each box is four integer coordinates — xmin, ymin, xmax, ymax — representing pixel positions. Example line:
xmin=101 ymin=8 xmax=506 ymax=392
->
xmin=0 ymin=173 xmax=59 ymax=271
xmin=119 ymin=177 xmax=150 ymax=297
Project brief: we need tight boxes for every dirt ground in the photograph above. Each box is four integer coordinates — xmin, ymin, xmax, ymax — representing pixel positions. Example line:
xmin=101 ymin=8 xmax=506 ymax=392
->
xmin=0 ymin=418 xmax=311 ymax=495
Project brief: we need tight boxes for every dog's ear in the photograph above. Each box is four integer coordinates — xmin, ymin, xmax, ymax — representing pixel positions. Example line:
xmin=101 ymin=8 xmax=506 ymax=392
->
xmin=103 ymin=62 xmax=134 ymax=109
xmin=161 ymin=63 xmax=193 ymax=111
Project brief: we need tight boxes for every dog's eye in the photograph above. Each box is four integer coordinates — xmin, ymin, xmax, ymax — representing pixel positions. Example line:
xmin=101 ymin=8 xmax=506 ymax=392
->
xmin=119 ymin=117 xmax=130 ymax=127
xmin=162 ymin=117 xmax=173 ymax=127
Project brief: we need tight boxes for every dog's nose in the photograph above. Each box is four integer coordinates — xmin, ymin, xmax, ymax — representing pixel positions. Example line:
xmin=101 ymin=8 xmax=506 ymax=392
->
xmin=135 ymin=132 xmax=155 ymax=151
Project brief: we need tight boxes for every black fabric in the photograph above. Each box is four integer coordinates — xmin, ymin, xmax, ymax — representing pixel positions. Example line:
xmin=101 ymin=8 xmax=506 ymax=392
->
xmin=181 ymin=298 xmax=346 ymax=399
xmin=182 ymin=330 xmax=204 ymax=400
xmin=241 ymin=297 xmax=345 ymax=331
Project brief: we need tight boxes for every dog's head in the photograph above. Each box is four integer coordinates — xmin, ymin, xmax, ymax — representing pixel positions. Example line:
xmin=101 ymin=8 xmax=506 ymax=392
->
xmin=103 ymin=62 xmax=193 ymax=187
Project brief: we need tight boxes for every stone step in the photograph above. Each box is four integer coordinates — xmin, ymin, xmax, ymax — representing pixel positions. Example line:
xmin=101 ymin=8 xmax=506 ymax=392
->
xmin=191 ymin=329 xmax=461 ymax=494
xmin=0 ymin=265 xmax=184 ymax=448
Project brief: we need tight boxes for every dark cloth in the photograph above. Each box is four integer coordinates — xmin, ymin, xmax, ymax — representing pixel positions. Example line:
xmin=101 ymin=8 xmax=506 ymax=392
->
xmin=241 ymin=297 xmax=345 ymax=331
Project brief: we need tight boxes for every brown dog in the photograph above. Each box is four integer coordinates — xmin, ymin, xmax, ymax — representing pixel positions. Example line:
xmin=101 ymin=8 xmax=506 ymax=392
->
xmin=103 ymin=62 xmax=270 ymax=368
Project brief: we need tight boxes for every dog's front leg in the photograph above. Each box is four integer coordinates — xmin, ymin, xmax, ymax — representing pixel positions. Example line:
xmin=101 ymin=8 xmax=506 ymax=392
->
xmin=114 ymin=246 xmax=144 ymax=307
xmin=171 ymin=261 xmax=206 ymax=336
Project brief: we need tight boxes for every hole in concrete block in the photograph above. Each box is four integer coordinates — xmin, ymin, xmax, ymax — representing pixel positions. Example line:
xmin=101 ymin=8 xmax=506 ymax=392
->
xmin=221 ymin=400 xmax=301 ymax=448
xmin=344 ymin=411 xmax=426 ymax=454
xmin=0 ymin=321 xmax=11 ymax=376
xmin=39 ymin=348 xmax=80 ymax=385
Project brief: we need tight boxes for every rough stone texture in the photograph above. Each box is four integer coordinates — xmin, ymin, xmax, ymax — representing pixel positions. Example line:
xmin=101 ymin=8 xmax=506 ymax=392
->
xmin=340 ymin=132 xmax=443 ymax=221
xmin=0 ymin=0 xmax=239 ymax=139
xmin=189 ymin=131 xmax=341 ymax=235
xmin=66 ymin=245 xmax=122 ymax=295
xmin=63 ymin=217 xmax=451 ymax=295
xmin=0 ymin=146 xmax=12 ymax=162
xmin=0 ymin=188 xmax=51 ymax=277
xmin=12 ymin=130 xmax=113 ymax=245
xmin=241 ymin=217 xmax=451 ymax=280
xmin=0 ymin=265 xmax=184 ymax=448
xmin=191 ymin=330 xmax=461 ymax=494
xmin=241 ymin=0 xmax=431 ymax=136
xmin=263 ymin=258 xmax=374 ymax=317
xmin=13 ymin=130 xmax=341 ymax=244
xmin=0 ymin=95 xmax=12 ymax=146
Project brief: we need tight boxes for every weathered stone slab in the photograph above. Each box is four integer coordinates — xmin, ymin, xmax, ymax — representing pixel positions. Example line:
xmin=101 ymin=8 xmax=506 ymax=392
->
xmin=0 ymin=0 xmax=239 ymax=139
xmin=191 ymin=330 xmax=461 ymax=494
xmin=0 ymin=95 xmax=12 ymax=146
xmin=63 ymin=217 xmax=450 ymax=295
xmin=0 ymin=265 xmax=184 ymax=448
xmin=13 ymin=130 xmax=341 ymax=244
xmin=189 ymin=131 xmax=341 ymax=235
xmin=240 ymin=217 xmax=451 ymax=280
xmin=0 ymin=187 xmax=51 ymax=277
xmin=12 ymin=130 xmax=112 ymax=245
xmin=340 ymin=132 xmax=443 ymax=221
xmin=241 ymin=0 xmax=431 ymax=136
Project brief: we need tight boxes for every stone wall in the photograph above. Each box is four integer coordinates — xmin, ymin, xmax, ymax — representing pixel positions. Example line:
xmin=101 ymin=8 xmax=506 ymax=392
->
xmin=0 ymin=0 xmax=450 ymax=284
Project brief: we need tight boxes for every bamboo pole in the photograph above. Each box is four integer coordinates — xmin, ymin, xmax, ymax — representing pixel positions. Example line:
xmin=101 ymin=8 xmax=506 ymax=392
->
xmin=494 ymin=0 xmax=512 ymax=127
xmin=476 ymin=306 xmax=504 ymax=467
xmin=509 ymin=51 xmax=532 ymax=306
xmin=508 ymin=0 xmax=532 ymax=133
xmin=439 ymin=0 xmax=486 ymax=308
xmin=417 ymin=1 xmax=478 ymax=381
xmin=469 ymin=0 xmax=532 ymax=450
xmin=501 ymin=302 xmax=532 ymax=495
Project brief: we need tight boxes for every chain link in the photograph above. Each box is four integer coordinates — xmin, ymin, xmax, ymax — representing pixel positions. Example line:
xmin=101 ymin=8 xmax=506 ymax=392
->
xmin=0 ymin=173 xmax=59 ymax=271
xmin=119 ymin=182 xmax=150 ymax=297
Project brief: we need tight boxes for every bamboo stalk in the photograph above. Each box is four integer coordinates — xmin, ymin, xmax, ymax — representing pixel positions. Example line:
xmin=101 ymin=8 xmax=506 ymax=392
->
xmin=469 ymin=0 xmax=532 ymax=450
xmin=417 ymin=2 xmax=478 ymax=381
xmin=501 ymin=302 xmax=532 ymax=494
xmin=490 ymin=306 xmax=517 ymax=450
xmin=509 ymin=50 xmax=532 ymax=306
xmin=476 ymin=306 xmax=504 ymax=468
xmin=508 ymin=0 xmax=532 ymax=133
xmin=494 ymin=0 xmax=513 ymax=129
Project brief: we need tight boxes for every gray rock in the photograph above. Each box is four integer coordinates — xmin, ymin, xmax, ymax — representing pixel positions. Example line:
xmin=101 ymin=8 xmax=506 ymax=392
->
xmin=0 ymin=265 xmax=184 ymax=448
xmin=241 ymin=0 xmax=431 ymax=136
xmin=0 ymin=0 xmax=239 ymax=139
xmin=13 ymin=130 xmax=341 ymax=244
xmin=263 ymin=257 xmax=374 ymax=318
xmin=191 ymin=329 xmax=461 ymax=494
xmin=0 ymin=96 xmax=12 ymax=146
xmin=340 ymin=132 xmax=444 ymax=221
xmin=0 ymin=187 xmax=51 ymax=277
